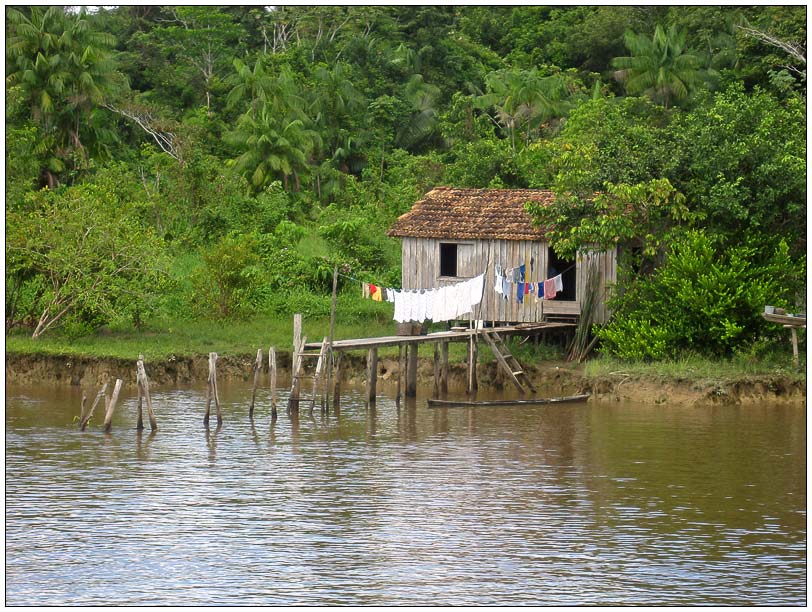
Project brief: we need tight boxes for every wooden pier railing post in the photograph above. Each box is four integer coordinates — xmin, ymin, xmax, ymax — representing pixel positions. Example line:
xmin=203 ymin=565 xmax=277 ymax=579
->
xmin=137 ymin=354 xmax=157 ymax=431
xmin=249 ymin=348 xmax=262 ymax=418
xmin=325 ymin=265 xmax=338 ymax=413
xmin=406 ymin=342 xmax=418 ymax=398
xmin=268 ymin=346 xmax=277 ymax=419
xmin=80 ymin=382 xmax=108 ymax=431
xmin=367 ymin=347 xmax=378 ymax=405
xmin=103 ymin=379 xmax=123 ymax=433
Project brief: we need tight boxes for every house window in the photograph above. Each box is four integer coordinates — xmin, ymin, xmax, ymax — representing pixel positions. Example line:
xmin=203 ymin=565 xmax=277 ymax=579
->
xmin=548 ymin=247 xmax=576 ymax=301
xmin=439 ymin=243 xmax=458 ymax=277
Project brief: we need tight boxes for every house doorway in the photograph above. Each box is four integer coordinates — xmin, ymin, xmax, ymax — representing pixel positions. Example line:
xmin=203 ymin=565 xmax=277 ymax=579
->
xmin=547 ymin=248 xmax=576 ymax=301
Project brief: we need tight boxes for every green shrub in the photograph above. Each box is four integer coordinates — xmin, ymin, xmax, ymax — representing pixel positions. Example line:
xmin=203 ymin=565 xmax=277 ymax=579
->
xmin=598 ymin=230 xmax=804 ymax=359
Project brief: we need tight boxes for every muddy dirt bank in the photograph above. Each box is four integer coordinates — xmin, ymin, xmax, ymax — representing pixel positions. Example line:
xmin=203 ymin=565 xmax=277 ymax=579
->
xmin=5 ymin=352 xmax=806 ymax=406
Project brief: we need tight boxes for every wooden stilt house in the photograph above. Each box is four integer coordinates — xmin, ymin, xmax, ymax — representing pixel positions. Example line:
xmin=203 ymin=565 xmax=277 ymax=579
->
xmin=387 ymin=187 xmax=617 ymax=324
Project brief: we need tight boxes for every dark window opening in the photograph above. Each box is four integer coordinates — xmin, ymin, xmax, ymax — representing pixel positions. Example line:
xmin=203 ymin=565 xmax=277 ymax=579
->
xmin=548 ymin=248 xmax=576 ymax=301
xmin=439 ymin=243 xmax=458 ymax=277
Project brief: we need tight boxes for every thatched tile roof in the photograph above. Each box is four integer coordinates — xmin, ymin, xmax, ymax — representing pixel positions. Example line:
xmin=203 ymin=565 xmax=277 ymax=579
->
xmin=387 ymin=187 xmax=555 ymax=241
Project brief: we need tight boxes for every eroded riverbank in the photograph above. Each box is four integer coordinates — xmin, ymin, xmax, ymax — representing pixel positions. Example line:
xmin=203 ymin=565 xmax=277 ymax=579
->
xmin=5 ymin=351 xmax=805 ymax=406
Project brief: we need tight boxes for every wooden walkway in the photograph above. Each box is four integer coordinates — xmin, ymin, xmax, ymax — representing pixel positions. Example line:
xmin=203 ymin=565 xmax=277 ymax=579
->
xmin=302 ymin=322 xmax=574 ymax=352
xmin=301 ymin=321 xmax=576 ymax=404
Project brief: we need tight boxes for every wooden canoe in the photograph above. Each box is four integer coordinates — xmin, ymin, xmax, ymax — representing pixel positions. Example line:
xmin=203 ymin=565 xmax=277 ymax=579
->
xmin=427 ymin=393 xmax=591 ymax=408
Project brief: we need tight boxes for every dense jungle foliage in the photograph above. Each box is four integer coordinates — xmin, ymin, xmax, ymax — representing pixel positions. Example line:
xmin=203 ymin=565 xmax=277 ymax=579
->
xmin=5 ymin=5 xmax=806 ymax=361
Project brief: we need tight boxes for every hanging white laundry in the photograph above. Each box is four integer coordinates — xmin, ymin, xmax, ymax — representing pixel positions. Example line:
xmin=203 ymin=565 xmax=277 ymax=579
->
xmin=554 ymin=274 xmax=564 ymax=293
xmin=423 ymin=289 xmax=436 ymax=322
xmin=469 ymin=273 xmax=485 ymax=306
xmin=393 ymin=290 xmax=405 ymax=323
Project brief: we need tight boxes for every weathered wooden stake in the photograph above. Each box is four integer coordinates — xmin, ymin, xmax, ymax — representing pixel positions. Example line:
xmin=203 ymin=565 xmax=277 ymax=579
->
xmin=396 ymin=345 xmax=404 ymax=406
xmin=325 ymin=266 xmax=338 ymax=413
xmin=366 ymin=347 xmax=378 ymax=404
xmin=212 ymin=353 xmax=222 ymax=425
xmin=249 ymin=348 xmax=262 ymax=418
xmin=312 ymin=337 xmax=328 ymax=411
xmin=433 ymin=342 xmax=440 ymax=398
xmin=136 ymin=379 xmax=144 ymax=431
xmin=789 ymin=326 xmax=799 ymax=368
xmin=80 ymin=382 xmax=108 ymax=431
xmin=79 ymin=392 xmax=87 ymax=425
xmin=268 ymin=346 xmax=277 ymax=419
xmin=103 ymin=379 xmax=123 ymax=433
xmin=467 ymin=335 xmax=478 ymax=394
xmin=288 ymin=332 xmax=306 ymax=413
xmin=406 ymin=342 xmax=418 ymax=398
xmin=440 ymin=340 xmax=449 ymax=394
xmin=332 ymin=353 xmax=343 ymax=414
xmin=204 ymin=352 xmax=221 ymax=426
xmin=292 ymin=313 xmax=302 ymax=370
xmin=137 ymin=355 xmax=157 ymax=431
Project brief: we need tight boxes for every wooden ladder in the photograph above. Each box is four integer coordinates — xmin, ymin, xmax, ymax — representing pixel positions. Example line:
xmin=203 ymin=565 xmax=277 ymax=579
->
xmin=481 ymin=330 xmax=536 ymax=394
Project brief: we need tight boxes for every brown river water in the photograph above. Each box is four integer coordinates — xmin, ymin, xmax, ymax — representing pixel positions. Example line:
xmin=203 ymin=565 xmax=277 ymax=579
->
xmin=5 ymin=380 xmax=806 ymax=605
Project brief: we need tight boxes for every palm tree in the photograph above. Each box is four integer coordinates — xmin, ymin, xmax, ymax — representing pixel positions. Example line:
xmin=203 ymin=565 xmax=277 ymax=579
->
xmin=6 ymin=6 xmax=123 ymax=186
xmin=611 ymin=24 xmax=702 ymax=109
xmin=475 ymin=67 xmax=570 ymax=151
xmin=228 ymin=105 xmax=321 ymax=192
xmin=395 ymin=73 xmax=441 ymax=151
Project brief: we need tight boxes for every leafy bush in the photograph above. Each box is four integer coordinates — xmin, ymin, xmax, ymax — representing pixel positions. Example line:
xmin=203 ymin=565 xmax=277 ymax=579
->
xmin=598 ymin=230 xmax=804 ymax=359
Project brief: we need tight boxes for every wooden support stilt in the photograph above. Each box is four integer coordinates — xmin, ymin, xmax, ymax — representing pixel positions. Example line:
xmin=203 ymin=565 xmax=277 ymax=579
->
xmin=312 ymin=337 xmax=328 ymax=411
xmin=204 ymin=352 xmax=221 ymax=425
xmin=268 ymin=346 xmax=277 ymax=419
xmin=103 ymin=379 xmax=123 ymax=433
xmin=406 ymin=342 xmax=418 ymax=398
xmin=249 ymin=348 xmax=262 ymax=418
xmin=787 ymin=325 xmax=800 ymax=368
xmin=136 ymin=355 xmax=157 ymax=431
xmin=136 ymin=379 xmax=144 ymax=431
xmin=333 ymin=353 xmax=343 ymax=414
xmin=433 ymin=342 xmax=440 ymax=398
xmin=440 ymin=340 xmax=449 ymax=395
xmin=325 ymin=266 xmax=338 ymax=413
xmin=396 ymin=345 xmax=403 ymax=406
xmin=467 ymin=334 xmax=478 ymax=394
xmin=80 ymin=382 xmax=108 ymax=431
xmin=288 ymin=331 xmax=306 ymax=413
xmin=292 ymin=313 xmax=302 ymax=370
xmin=366 ymin=347 xmax=378 ymax=405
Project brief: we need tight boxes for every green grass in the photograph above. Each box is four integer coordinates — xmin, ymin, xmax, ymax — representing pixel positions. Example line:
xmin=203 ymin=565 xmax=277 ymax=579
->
xmin=584 ymin=352 xmax=806 ymax=385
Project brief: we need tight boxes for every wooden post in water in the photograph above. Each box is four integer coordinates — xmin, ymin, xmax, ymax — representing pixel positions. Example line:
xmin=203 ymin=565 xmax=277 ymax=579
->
xmin=288 ymin=332 xmax=306 ymax=413
xmin=292 ymin=313 xmax=302 ymax=370
xmin=433 ymin=342 xmax=440 ymax=398
xmin=325 ymin=266 xmax=338 ymax=413
xmin=406 ymin=342 xmax=418 ymax=397
xmin=312 ymin=337 xmax=328 ymax=411
xmin=249 ymin=348 xmax=262 ymax=418
xmin=333 ymin=353 xmax=343 ymax=414
xmin=268 ymin=346 xmax=277 ymax=419
xmin=467 ymin=334 xmax=478 ymax=394
xmin=79 ymin=392 xmax=87 ymax=426
xmin=137 ymin=355 xmax=157 ymax=431
xmin=366 ymin=347 xmax=378 ymax=405
xmin=136 ymin=376 xmax=144 ymax=431
xmin=440 ymin=340 xmax=449 ymax=395
xmin=103 ymin=379 xmax=123 ymax=433
xmin=80 ymin=382 xmax=108 ymax=431
xmin=204 ymin=352 xmax=221 ymax=425
xmin=396 ymin=345 xmax=404 ymax=406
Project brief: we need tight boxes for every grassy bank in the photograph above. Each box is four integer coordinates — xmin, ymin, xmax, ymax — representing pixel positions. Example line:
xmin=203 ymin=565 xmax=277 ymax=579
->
xmin=584 ymin=352 xmax=806 ymax=386
xmin=4 ymin=313 xmax=473 ymax=363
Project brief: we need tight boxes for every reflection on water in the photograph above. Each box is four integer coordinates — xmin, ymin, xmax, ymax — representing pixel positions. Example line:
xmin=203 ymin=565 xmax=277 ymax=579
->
xmin=5 ymin=381 xmax=806 ymax=606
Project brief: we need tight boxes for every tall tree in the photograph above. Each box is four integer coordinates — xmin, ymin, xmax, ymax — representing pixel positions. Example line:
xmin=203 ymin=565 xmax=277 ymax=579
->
xmin=5 ymin=6 xmax=124 ymax=186
xmin=612 ymin=24 xmax=703 ymax=109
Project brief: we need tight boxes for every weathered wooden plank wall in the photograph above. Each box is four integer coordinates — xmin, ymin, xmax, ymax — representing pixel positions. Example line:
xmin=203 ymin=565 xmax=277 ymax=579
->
xmin=400 ymin=237 xmax=616 ymax=323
